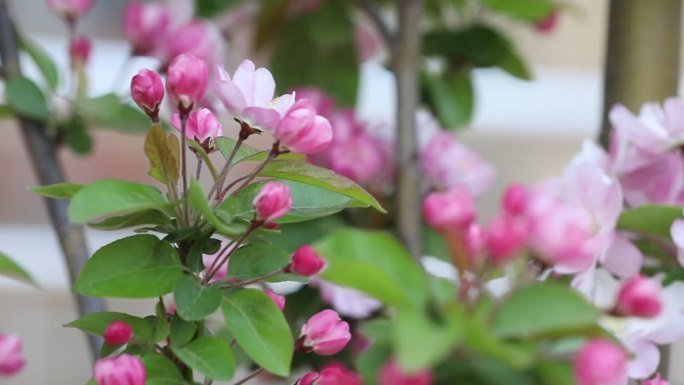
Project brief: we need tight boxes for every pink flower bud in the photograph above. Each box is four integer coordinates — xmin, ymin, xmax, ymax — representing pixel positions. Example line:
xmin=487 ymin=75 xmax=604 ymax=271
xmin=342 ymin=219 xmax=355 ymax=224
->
xmin=103 ymin=321 xmax=133 ymax=345
xmin=485 ymin=214 xmax=528 ymax=264
xmin=69 ymin=36 xmax=91 ymax=67
xmin=329 ymin=135 xmax=384 ymax=184
xmin=167 ymin=21 xmax=222 ymax=70
xmin=172 ymin=108 xmax=223 ymax=143
xmin=253 ymin=182 xmax=292 ymax=223
xmin=535 ymin=11 xmax=560 ymax=33
xmin=166 ymin=53 xmax=208 ymax=111
xmin=131 ymin=68 xmax=164 ymax=120
xmin=296 ymin=372 xmax=320 ymax=385
xmin=502 ymin=183 xmax=529 ymax=217
xmin=123 ymin=1 xmax=171 ymax=56
xmin=615 ymin=276 xmax=663 ymax=318
xmin=46 ymin=0 xmax=94 ymax=22
xmin=265 ymin=289 xmax=286 ymax=311
xmin=464 ymin=224 xmax=486 ymax=260
xmin=276 ymin=99 xmax=333 ymax=154
xmin=422 ymin=186 xmax=476 ymax=231
xmin=378 ymin=359 xmax=434 ymax=385
xmin=574 ymin=339 xmax=627 ymax=385
xmin=293 ymin=87 xmax=335 ymax=118
xmin=295 ymin=364 xmax=363 ymax=385
xmin=94 ymin=354 xmax=146 ymax=385
xmin=298 ymin=309 xmax=351 ymax=356
xmin=643 ymin=373 xmax=671 ymax=385
xmin=290 ymin=245 xmax=325 ymax=276
xmin=0 ymin=334 xmax=25 ymax=377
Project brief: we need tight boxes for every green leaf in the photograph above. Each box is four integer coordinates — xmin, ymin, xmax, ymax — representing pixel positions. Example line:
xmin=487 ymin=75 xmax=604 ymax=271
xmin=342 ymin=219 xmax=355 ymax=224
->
xmin=0 ymin=252 xmax=36 ymax=286
xmin=19 ymin=33 xmax=59 ymax=90
xmin=424 ymin=25 xmax=513 ymax=68
xmin=492 ymin=282 xmax=599 ymax=338
xmin=482 ymin=0 xmax=554 ymax=21
xmin=74 ymin=235 xmax=184 ymax=298
xmin=143 ymin=354 xmax=187 ymax=385
xmin=227 ymin=242 xmax=302 ymax=283
xmin=169 ymin=315 xmax=197 ymax=346
xmin=535 ymin=360 xmax=575 ymax=385
xmin=0 ymin=104 xmax=12 ymax=118
xmin=170 ymin=336 xmax=235 ymax=380
xmin=260 ymin=160 xmax=385 ymax=213
xmin=145 ymin=123 xmax=180 ymax=185
xmin=89 ymin=209 xmax=172 ymax=231
xmin=30 ymin=183 xmax=84 ymax=200
xmin=187 ymin=179 xmax=244 ymax=237
xmin=617 ymin=205 xmax=684 ymax=240
xmin=316 ymin=228 xmax=428 ymax=309
xmin=65 ymin=311 xmax=153 ymax=339
xmin=422 ymin=70 xmax=473 ymax=129
xmin=498 ymin=49 xmax=533 ymax=80
xmin=61 ymin=115 xmax=93 ymax=154
xmin=5 ymin=76 xmax=50 ymax=121
xmin=173 ymin=275 xmax=222 ymax=321
xmin=68 ymin=179 xmax=168 ymax=224
xmin=221 ymin=289 xmax=293 ymax=377
xmin=78 ymin=93 xmax=151 ymax=133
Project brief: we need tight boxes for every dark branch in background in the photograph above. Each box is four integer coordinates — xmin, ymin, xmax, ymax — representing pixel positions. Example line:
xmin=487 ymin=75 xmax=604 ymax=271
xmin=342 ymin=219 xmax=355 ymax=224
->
xmin=0 ymin=0 xmax=104 ymax=361
xmin=360 ymin=0 xmax=395 ymax=51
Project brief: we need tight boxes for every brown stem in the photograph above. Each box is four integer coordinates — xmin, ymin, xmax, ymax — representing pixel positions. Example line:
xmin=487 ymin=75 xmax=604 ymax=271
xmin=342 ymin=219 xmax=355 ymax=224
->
xmin=0 ymin=0 xmax=105 ymax=361
xmin=180 ymin=110 xmax=190 ymax=225
xmin=208 ymin=136 xmax=244 ymax=201
xmin=393 ymin=0 xmax=424 ymax=258
xmin=232 ymin=368 xmax=264 ymax=385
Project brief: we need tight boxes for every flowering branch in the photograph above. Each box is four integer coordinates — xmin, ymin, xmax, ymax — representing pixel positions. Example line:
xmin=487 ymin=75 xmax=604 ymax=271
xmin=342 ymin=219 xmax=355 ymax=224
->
xmin=0 ymin=0 xmax=104 ymax=361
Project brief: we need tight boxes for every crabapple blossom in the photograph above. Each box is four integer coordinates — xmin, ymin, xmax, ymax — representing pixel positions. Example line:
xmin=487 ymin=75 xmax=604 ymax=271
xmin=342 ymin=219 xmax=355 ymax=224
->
xmin=171 ymin=108 xmax=222 ymax=144
xmin=130 ymin=69 xmax=165 ymax=120
xmin=643 ymin=374 xmax=671 ymax=385
xmin=93 ymin=354 xmax=145 ymax=385
xmin=378 ymin=359 xmax=434 ymax=385
xmin=316 ymin=279 xmax=382 ymax=319
xmin=329 ymin=134 xmax=384 ymax=184
xmin=290 ymin=245 xmax=325 ymax=276
xmin=615 ymin=276 xmax=663 ymax=318
xmin=166 ymin=53 xmax=208 ymax=111
xmin=69 ymin=36 xmax=91 ymax=67
xmin=103 ymin=321 xmax=133 ymax=345
xmin=122 ymin=1 xmax=171 ymax=56
xmin=422 ymin=186 xmax=476 ymax=231
xmin=276 ymin=99 xmax=333 ymax=154
xmin=296 ymin=363 xmax=362 ymax=385
xmin=0 ymin=334 xmax=25 ymax=376
xmin=574 ymin=339 xmax=627 ymax=385
xmin=253 ymin=182 xmax=292 ymax=223
xmin=167 ymin=21 xmax=223 ymax=69
xmin=298 ymin=309 xmax=351 ymax=356
xmin=484 ymin=214 xmax=528 ymax=264
xmin=265 ymin=289 xmax=286 ymax=311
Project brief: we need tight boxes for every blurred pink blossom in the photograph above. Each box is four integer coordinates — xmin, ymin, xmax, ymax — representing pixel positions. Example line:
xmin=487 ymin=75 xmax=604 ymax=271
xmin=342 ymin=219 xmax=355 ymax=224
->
xmin=378 ymin=359 xmax=433 ymax=385
xmin=0 ymin=334 xmax=25 ymax=377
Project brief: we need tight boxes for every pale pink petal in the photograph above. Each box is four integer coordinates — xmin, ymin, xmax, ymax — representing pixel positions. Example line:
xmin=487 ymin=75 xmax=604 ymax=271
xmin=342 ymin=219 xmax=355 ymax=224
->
xmin=232 ymin=60 xmax=257 ymax=104
xmin=252 ymin=68 xmax=276 ymax=108
xmin=214 ymin=66 xmax=247 ymax=114
xmin=663 ymin=97 xmax=684 ymax=138
xmin=671 ymin=219 xmax=684 ymax=267
xmin=624 ymin=339 xmax=660 ymax=379
xmin=273 ymin=92 xmax=296 ymax=117
xmin=241 ymin=106 xmax=281 ymax=131
xmin=601 ymin=234 xmax=643 ymax=278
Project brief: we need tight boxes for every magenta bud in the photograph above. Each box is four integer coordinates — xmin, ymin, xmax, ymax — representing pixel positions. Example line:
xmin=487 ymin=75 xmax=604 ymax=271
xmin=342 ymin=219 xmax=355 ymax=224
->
xmin=378 ymin=359 xmax=434 ymax=385
xmin=103 ymin=321 xmax=133 ymax=345
xmin=422 ymin=186 xmax=476 ymax=231
xmin=276 ymin=99 xmax=333 ymax=154
xmin=0 ymin=334 xmax=25 ymax=377
xmin=615 ymin=275 xmax=663 ymax=318
xmin=253 ymin=181 xmax=292 ymax=224
xmin=94 ymin=354 xmax=146 ymax=385
xmin=290 ymin=245 xmax=325 ymax=277
xmin=643 ymin=373 xmax=671 ymax=385
xmin=502 ymin=183 xmax=529 ymax=217
xmin=298 ymin=309 xmax=351 ymax=356
xmin=574 ymin=339 xmax=627 ymax=385
xmin=166 ymin=53 xmax=208 ymax=112
xmin=69 ymin=36 xmax=91 ymax=67
xmin=485 ymin=214 xmax=528 ymax=264
xmin=131 ymin=68 xmax=164 ymax=121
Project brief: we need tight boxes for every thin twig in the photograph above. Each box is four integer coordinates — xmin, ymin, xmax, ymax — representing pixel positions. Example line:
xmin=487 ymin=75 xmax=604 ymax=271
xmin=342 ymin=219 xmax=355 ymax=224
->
xmin=180 ymin=111 xmax=190 ymax=225
xmin=232 ymin=368 xmax=264 ymax=385
xmin=215 ymin=267 xmax=287 ymax=288
xmin=208 ymin=137 xmax=244 ymax=201
xmin=0 ymin=0 xmax=105 ymax=361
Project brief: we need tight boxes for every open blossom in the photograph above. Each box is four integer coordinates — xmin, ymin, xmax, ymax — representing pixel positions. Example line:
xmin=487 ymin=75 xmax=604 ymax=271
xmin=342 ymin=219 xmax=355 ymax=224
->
xmin=46 ymin=0 xmax=94 ymax=22
xmin=253 ymin=182 xmax=292 ymax=223
xmin=166 ymin=53 xmax=208 ymax=111
xmin=103 ymin=321 xmax=133 ymax=345
xmin=378 ymin=359 xmax=434 ymax=385
xmin=615 ymin=276 xmax=662 ymax=318
xmin=574 ymin=339 xmax=627 ymax=385
xmin=94 ymin=354 xmax=145 ymax=385
xmin=290 ymin=245 xmax=325 ymax=276
xmin=172 ymin=108 xmax=222 ymax=143
xmin=329 ymin=134 xmax=384 ymax=184
xmin=276 ymin=99 xmax=333 ymax=153
xmin=0 ymin=334 xmax=25 ymax=376
xmin=122 ymin=1 xmax=171 ymax=56
xmin=670 ymin=219 xmax=684 ymax=267
xmin=214 ymin=60 xmax=295 ymax=131
xmin=422 ymin=186 xmax=476 ymax=231
xmin=131 ymin=69 xmax=164 ymax=120
xmin=298 ymin=309 xmax=351 ymax=356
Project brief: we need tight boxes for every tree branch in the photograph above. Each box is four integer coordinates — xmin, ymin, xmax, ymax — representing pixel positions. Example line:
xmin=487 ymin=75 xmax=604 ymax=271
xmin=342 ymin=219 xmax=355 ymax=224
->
xmin=0 ymin=0 xmax=105 ymax=361
xmin=359 ymin=0 xmax=394 ymax=51
xmin=393 ymin=0 xmax=424 ymax=258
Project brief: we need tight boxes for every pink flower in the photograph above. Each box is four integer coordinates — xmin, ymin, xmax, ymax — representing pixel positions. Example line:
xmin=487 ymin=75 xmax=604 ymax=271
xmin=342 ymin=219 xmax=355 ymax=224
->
xmin=202 ymin=242 xmax=234 ymax=281
xmin=276 ymin=99 xmax=333 ymax=154
xmin=166 ymin=53 xmax=208 ymax=111
xmin=46 ymin=0 xmax=94 ymax=22
xmin=298 ymin=309 xmax=351 ymax=356
xmin=574 ymin=339 xmax=627 ymax=385
xmin=122 ymin=1 xmax=171 ymax=56
xmin=293 ymin=87 xmax=336 ymax=118
xmin=0 ymin=334 xmax=25 ymax=377
xmin=253 ymin=182 xmax=292 ymax=223
xmin=290 ymin=245 xmax=325 ymax=276
xmin=131 ymin=68 xmax=164 ymax=120
xmin=615 ymin=276 xmax=663 ymax=318
xmin=378 ymin=359 xmax=434 ymax=385
xmin=354 ymin=20 xmax=385 ymax=62
xmin=172 ymin=108 xmax=222 ymax=143
xmin=535 ymin=11 xmax=560 ymax=33
xmin=214 ymin=60 xmax=295 ymax=131
xmin=502 ymin=183 xmax=529 ymax=217
xmin=420 ymin=131 xmax=495 ymax=195
xmin=69 ymin=36 xmax=91 ymax=67
xmin=295 ymin=363 xmax=362 ymax=385
xmin=329 ymin=134 xmax=384 ymax=184
xmin=422 ymin=186 xmax=476 ymax=231
xmin=103 ymin=321 xmax=133 ymax=345
xmin=296 ymin=372 xmax=320 ymax=385
xmin=166 ymin=21 xmax=223 ymax=70
xmin=94 ymin=354 xmax=146 ymax=385
xmin=265 ymin=289 xmax=286 ymax=311
xmin=484 ymin=214 xmax=528 ymax=264
xmin=621 ymin=152 xmax=684 ymax=206
xmin=643 ymin=373 xmax=671 ymax=385
xmin=316 ymin=280 xmax=382 ymax=319
xmin=671 ymin=219 xmax=684 ymax=267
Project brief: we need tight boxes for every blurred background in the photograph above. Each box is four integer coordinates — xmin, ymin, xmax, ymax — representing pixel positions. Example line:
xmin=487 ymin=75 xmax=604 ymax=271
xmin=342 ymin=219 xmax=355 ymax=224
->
xmin=1 ymin=0 xmax=682 ymax=383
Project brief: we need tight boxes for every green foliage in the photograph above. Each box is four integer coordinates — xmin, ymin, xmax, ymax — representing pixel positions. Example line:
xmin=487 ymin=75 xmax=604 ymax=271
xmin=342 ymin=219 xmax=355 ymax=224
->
xmin=492 ymin=282 xmax=599 ymax=338
xmin=30 ymin=183 xmax=84 ymax=200
xmin=226 ymin=241 xmax=303 ymax=283
xmin=481 ymin=0 xmax=554 ymax=21
xmin=617 ymin=205 xmax=684 ymax=240
xmin=5 ymin=76 xmax=50 ymax=121
xmin=221 ymin=289 xmax=294 ymax=377
xmin=65 ymin=311 xmax=154 ymax=339
xmin=316 ymin=228 xmax=428 ymax=308
xmin=88 ymin=210 xmax=173 ymax=231
xmin=145 ymin=124 xmax=180 ymax=185
xmin=142 ymin=355 xmax=187 ymax=385
xmin=74 ymin=235 xmax=184 ymax=298
xmin=216 ymin=137 xmax=260 ymax=164
xmin=173 ymin=275 xmax=222 ymax=321
xmin=195 ymin=0 xmax=242 ymax=18
xmin=422 ymin=70 xmax=473 ymax=129
xmin=188 ymin=179 xmax=246 ymax=237
xmin=261 ymin=160 xmax=385 ymax=213
xmin=77 ymin=93 xmax=151 ymax=133
xmin=18 ymin=34 xmax=59 ymax=90
xmin=170 ymin=336 xmax=235 ymax=380
xmin=61 ymin=115 xmax=93 ymax=154
xmin=169 ymin=315 xmax=197 ymax=346
xmin=0 ymin=252 xmax=36 ymax=286
xmin=68 ymin=179 xmax=169 ymax=224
